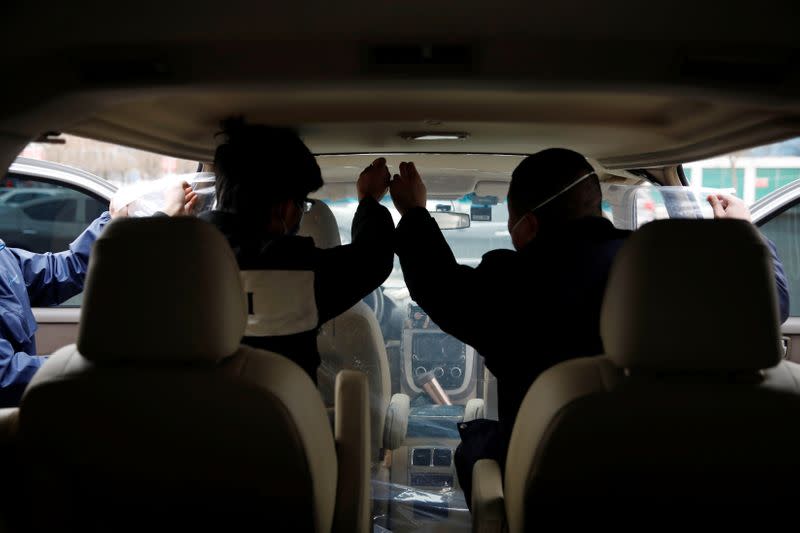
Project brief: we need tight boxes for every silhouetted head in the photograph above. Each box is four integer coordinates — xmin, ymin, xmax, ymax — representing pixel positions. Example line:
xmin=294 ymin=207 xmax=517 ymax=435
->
xmin=213 ymin=117 xmax=323 ymax=235
xmin=507 ymin=148 xmax=601 ymax=249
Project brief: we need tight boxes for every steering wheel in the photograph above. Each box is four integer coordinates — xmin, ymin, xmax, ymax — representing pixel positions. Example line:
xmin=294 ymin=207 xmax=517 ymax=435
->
xmin=363 ymin=287 xmax=385 ymax=324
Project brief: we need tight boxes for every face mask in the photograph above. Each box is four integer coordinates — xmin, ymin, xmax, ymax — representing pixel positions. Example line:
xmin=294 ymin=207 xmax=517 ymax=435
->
xmin=509 ymin=213 xmax=528 ymax=235
xmin=509 ymin=171 xmax=596 ymax=237
xmin=530 ymin=171 xmax=596 ymax=213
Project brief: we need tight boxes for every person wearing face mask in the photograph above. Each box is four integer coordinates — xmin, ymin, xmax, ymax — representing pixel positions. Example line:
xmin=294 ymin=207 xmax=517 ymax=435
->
xmin=200 ymin=117 xmax=395 ymax=382
xmin=390 ymin=148 xmax=789 ymax=506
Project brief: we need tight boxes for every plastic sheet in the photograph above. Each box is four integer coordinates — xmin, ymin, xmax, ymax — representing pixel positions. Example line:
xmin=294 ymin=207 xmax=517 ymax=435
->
xmin=371 ymin=400 xmax=473 ymax=531
xmin=372 ymin=479 xmax=470 ymax=532
xmin=111 ymin=172 xmax=216 ymax=217
xmin=320 ymin=332 xmax=488 ymax=532
xmin=366 ymin=393 xmax=488 ymax=532
xmin=601 ymin=183 xmax=737 ymax=230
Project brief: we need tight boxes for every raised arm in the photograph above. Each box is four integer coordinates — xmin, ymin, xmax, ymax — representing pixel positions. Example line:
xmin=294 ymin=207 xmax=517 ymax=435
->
xmin=314 ymin=158 xmax=396 ymax=323
xmin=12 ymin=212 xmax=111 ymax=307
xmin=708 ymin=193 xmax=790 ymax=322
xmin=391 ymin=162 xmax=505 ymax=352
xmin=17 ymin=181 xmax=198 ymax=307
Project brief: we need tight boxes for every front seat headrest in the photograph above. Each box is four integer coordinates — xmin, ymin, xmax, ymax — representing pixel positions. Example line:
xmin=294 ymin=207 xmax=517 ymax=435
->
xmin=601 ymin=219 xmax=782 ymax=372
xmin=78 ymin=217 xmax=246 ymax=364
xmin=299 ymin=200 xmax=341 ymax=249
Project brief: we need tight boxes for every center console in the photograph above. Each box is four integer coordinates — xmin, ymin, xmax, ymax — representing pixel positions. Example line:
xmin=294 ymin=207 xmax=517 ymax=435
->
xmin=401 ymin=305 xmax=477 ymax=400
xmin=385 ymin=304 xmax=481 ymax=530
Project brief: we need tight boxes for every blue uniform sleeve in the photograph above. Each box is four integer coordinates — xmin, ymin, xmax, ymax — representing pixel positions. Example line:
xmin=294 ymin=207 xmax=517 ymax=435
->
xmin=763 ymin=237 xmax=790 ymax=324
xmin=0 ymin=337 xmax=45 ymax=407
xmin=11 ymin=212 xmax=111 ymax=307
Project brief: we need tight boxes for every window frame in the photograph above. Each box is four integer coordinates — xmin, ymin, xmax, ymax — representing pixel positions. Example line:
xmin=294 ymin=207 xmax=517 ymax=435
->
xmin=755 ymin=192 xmax=800 ymax=321
xmin=4 ymin=160 xmax=116 ymax=309
xmin=5 ymin=173 xmax=109 ymax=207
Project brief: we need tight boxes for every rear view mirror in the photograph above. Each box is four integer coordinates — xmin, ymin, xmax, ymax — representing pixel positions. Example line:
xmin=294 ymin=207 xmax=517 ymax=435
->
xmin=430 ymin=211 xmax=470 ymax=230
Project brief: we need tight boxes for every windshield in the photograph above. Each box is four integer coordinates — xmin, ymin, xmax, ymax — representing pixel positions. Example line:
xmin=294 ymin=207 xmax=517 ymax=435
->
xmin=327 ymin=196 xmax=513 ymax=291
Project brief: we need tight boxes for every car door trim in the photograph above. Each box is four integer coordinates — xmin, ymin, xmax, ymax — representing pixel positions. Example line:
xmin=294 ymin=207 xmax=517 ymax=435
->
xmin=33 ymin=307 xmax=81 ymax=323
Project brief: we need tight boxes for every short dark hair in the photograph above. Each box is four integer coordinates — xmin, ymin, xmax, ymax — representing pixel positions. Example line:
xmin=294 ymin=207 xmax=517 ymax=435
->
xmin=213 ymin=117 xmax=323 ymax=215
xmin=508 ymin=148 xmax=601 ymax=224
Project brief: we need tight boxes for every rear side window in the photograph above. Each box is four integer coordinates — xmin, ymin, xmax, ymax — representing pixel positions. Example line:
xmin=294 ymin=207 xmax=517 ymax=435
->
xmin=0 ymin=176 xmax=108 ymax=307
xmin=6 ymin=192 xmax=47 ymax=205
xmin=759 ymin=202 xmax=800 ymax=317
xmin=0 ymin=176 xmax=106 ymax=253
xmin=23 ymin=198 xmax=78 ymax=222
xmin=83 ymin=200 xmax=107 ymax=223
xmin=683 ymin=136 xmax=800 ymax=203
xmin=15 ymin=134 xmax=199 ymax=308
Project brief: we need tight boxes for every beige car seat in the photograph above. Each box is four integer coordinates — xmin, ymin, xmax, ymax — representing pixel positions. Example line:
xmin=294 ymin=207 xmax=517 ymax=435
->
xmin=300 ymin=200 xmax=409 ymax=461
xmin=471 ymin=219 xmax=800 ymax=532
xmin=18 ymin=217 xmax=371 ymax=533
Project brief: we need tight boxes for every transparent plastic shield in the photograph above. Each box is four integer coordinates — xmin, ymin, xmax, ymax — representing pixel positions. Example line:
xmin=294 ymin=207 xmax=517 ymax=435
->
xmin=111 ymin=172 xmax=217 ymax=217
xmin=317 ymin=294 xmax=496 ymax=531
xmin=364 ymin=363 xmax=490 ymax=533
xmin=316 ymin=293 xmax=495 ymax=532
xmin=308 ymin=197 xmax=503 ymax=532
xmin=600 ymin=183 xmax=736 ymax=230
xmin=372 ymin=479 xmax=471 ymax=532
xmin=633 ymin=186 xmax=736 ymax=227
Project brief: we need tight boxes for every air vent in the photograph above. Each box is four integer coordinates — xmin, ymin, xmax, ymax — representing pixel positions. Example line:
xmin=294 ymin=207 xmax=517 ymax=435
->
xmin=364 ymin=44 xmax=474 ymax=75
xmin=412 ymin=448 xmax=433 ymax=466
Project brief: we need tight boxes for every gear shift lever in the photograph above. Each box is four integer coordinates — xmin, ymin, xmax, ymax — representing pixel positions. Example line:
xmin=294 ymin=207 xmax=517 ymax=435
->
xmin=418 ymin=371 xmax=452 ymax=406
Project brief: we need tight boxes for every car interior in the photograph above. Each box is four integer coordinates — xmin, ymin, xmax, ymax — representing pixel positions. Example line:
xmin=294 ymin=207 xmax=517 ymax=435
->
xmin=1 ymin=1 xmax=800 ymax=531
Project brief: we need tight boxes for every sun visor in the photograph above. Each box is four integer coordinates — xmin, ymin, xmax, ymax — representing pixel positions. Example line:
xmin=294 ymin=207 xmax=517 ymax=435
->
xmin=474 ymin=181 xmax=509 ymax=199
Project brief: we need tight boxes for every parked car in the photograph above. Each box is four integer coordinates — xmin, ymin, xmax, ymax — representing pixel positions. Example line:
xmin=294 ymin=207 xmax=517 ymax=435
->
xmin=0 ymin=158 xmax=114 ymax=253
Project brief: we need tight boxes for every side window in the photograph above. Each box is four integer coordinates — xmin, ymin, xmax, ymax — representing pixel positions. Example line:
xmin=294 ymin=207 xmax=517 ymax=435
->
xmin=759 ymin=202 xmax=800 ymax=316
xmin=16 ymin=133 xmax=200 ymax=311
xmin=0 ymin=175 xmax=108 ymax=307
xmin=23 ymin=198 xmax=78 ymax=222
xmin=83 ymin=200 xmax=107 ymax=223
xmin=6 ymin=192 xmax=43 ymax=205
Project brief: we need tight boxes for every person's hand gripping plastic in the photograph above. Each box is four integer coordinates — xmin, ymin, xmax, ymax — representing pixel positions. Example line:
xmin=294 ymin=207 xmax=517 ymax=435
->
xmin=707 ymin=192 xmax=752 ymax=222
xmin=161 ymin=181 xmax=199 ymax=216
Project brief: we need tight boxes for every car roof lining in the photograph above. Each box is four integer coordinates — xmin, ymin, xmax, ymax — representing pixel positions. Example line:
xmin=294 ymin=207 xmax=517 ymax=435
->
xmin=11 ymin=85 xmax=796 ymax=170
xmin=1 ymin=1 xmax=798 ymax=175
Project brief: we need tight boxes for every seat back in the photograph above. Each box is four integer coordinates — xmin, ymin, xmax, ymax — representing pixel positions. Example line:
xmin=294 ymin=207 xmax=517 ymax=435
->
xmin=300 ymin=201 xmax=394 ymax=459
xmin=318 ymin=301 xmax=393 ymax=459
xmin=18 ymin=218 xmax=340 ymax=532
xmin=504 ymin=220 xmax=800 ymax=530
xmin=0 ymin=408 xmax=20 ymax=532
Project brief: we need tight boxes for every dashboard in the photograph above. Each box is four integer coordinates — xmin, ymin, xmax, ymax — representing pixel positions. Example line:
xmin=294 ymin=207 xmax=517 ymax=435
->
xmin=401 ymin=305 xmax=477 ymax=399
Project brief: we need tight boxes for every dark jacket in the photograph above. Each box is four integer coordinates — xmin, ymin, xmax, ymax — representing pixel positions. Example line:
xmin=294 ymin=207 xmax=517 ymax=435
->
xmin=201 ymin=197 xmax=394 ymax=381
xmin=395 ymin=209 xmax=790 ymax=433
